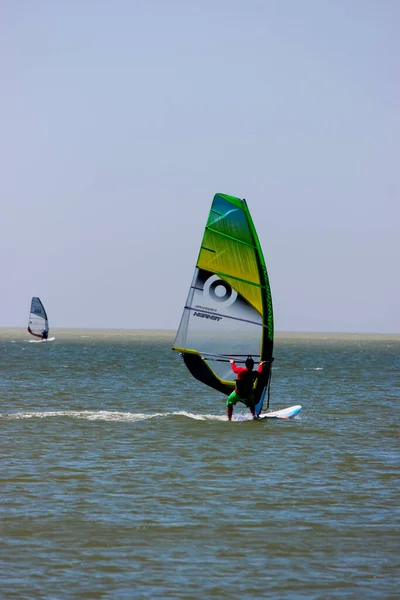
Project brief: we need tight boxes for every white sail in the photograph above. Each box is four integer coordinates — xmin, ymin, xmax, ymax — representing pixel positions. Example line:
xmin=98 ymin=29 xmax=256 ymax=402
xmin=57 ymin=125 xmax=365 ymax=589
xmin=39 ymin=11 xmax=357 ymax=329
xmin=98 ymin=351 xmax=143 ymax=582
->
xmin=28 ymin=297 xmax=49 ymax=339
xmin=174 ymin=267 xmax=263 ymax=382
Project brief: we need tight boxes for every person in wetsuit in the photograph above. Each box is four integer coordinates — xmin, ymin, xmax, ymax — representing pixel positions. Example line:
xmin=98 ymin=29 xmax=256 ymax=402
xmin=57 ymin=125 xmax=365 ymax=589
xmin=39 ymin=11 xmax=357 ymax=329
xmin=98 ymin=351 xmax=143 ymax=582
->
xmin=42 ymin=329 xmax=48 ymax=340
xmin=226 ymin=356 xmax=265 ymax=420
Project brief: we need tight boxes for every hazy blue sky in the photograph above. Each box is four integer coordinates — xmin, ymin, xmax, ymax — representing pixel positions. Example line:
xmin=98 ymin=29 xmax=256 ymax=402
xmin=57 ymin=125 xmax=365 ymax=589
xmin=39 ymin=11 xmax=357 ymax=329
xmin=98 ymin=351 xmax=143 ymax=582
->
xmin=1 ymin=0 xmax=399 ymax=332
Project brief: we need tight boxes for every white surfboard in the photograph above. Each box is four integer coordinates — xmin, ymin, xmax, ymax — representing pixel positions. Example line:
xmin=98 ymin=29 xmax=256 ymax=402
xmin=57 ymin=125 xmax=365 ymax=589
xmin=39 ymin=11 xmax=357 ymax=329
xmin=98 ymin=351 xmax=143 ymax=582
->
xmin=29 ymin=337 xmax=55 ymax=343
xmin=257 ymin=405 xmax=302 ymax=420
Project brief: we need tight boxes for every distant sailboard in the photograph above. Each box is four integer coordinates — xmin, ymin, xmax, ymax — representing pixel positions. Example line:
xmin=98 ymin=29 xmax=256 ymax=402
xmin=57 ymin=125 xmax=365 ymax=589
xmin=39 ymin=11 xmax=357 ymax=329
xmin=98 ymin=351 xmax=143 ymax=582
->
xmin=28 ymin=297 xmax=54 ymax=341
xmin=172 ymin=192 xmax=301 ymax=419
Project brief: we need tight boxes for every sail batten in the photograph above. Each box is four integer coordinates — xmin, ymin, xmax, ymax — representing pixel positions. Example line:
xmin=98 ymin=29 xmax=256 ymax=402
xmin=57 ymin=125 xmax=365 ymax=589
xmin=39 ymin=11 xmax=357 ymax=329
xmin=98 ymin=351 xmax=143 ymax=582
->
xmin=192 ymin=269 xmax=265 ymax=289
xmin=173 ymin=193 xmax=274 ymax=408
xmin=183 ymin=305 xmax=268 ymax=328
xmin=205 ymin=227 xmax=258 ymax=249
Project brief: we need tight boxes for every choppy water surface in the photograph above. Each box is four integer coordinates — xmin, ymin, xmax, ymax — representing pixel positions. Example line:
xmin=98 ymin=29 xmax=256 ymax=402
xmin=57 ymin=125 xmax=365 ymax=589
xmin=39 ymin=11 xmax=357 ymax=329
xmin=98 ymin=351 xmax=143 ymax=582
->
xmin=1 ymin=330 xmax=399 ymax=599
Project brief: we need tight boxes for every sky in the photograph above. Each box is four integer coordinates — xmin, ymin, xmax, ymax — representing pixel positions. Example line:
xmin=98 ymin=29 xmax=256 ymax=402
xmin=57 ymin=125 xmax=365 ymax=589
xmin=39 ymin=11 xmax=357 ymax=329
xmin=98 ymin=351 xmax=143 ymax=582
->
xmin=1 ymin=0 xmax=399 ymax=333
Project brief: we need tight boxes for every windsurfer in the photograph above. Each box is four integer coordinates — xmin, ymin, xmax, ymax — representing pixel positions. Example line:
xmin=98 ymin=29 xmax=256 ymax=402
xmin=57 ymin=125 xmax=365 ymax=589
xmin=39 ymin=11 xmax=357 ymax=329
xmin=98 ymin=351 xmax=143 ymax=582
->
xmin=42 ymin=330 xmax=48 ymax=340
xmin=226 ymin=357 xmax=265 ymax=420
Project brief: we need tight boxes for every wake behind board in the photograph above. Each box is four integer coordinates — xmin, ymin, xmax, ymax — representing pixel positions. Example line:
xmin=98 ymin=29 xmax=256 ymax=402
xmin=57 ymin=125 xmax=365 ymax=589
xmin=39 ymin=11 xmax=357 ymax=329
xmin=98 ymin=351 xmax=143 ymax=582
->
xmin=29 ymin=337 xmax=55 ymax=343
xmin=257 ymin=405 xmax=302 ymax=420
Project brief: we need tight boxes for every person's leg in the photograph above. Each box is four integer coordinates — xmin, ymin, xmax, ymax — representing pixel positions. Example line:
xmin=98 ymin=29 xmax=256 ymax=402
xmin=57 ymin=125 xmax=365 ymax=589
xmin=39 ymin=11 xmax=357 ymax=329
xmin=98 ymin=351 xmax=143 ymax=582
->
xmin=226 ymin=391 xmax=239 ymax=420
xmin=245 ymin=396 xmax=256 ymax=418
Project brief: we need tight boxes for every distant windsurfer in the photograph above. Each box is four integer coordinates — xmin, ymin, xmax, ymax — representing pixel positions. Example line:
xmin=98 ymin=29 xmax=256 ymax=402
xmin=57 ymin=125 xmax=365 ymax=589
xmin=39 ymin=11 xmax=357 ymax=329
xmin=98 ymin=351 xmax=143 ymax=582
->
xmin=42 ymin=330 xmax=48 ymax=340
xmin=226 ymin=356 xmax=266 ymax=420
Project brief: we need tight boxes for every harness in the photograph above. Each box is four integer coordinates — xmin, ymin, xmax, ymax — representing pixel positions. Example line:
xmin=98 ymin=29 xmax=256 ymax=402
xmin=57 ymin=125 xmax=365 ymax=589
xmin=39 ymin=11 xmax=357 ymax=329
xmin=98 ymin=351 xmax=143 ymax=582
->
xmin=235 ymin=373 xmax=255 ymax=398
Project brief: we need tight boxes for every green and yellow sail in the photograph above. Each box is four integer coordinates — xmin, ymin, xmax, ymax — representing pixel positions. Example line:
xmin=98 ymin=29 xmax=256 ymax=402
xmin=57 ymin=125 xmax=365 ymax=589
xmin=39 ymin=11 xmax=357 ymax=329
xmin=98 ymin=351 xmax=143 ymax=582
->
xmin=173 ymin=193 xmax=274 ymax=409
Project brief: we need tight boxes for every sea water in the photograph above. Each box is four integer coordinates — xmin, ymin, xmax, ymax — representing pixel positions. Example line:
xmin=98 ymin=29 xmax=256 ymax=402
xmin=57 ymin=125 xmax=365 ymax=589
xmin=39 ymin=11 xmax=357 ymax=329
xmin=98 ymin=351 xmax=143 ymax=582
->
xmin=1 ymin=329 xmax=399 ymax=599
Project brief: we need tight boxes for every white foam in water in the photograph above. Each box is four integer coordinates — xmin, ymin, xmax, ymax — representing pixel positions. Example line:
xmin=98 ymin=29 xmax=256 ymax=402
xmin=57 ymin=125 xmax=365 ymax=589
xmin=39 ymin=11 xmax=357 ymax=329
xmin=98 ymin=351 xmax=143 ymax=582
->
xmin=173 ymin=411 xmax=226 ymax=421
xmin=0 ymin=410 xmax=229 ymax=422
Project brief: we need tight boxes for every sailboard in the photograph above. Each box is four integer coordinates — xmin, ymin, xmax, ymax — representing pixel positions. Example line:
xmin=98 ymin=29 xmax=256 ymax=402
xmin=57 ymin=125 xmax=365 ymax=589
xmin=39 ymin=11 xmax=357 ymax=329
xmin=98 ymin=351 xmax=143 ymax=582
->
xmin=256 ymin=405 xmax=302 ymax=420
xmin=172 ymin=193 xmax=299 ymax=418
xmin=28 ymin=297 xmax=53 ymax=341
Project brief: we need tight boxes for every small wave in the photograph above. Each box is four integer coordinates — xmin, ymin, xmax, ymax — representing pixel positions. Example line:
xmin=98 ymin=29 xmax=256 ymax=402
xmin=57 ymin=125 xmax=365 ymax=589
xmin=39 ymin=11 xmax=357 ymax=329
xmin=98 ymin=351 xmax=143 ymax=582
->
xmin=0 ymin=410 xmax=228 ymax=422
xmin=173 ymin=411 xmax=227 ymax=421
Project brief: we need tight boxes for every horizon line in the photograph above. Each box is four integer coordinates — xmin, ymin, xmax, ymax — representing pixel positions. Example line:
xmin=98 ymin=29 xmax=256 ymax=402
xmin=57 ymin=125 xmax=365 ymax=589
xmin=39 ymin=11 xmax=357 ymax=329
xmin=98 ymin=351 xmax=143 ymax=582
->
xmin=1 ymin=326 xmax=399 ymax=337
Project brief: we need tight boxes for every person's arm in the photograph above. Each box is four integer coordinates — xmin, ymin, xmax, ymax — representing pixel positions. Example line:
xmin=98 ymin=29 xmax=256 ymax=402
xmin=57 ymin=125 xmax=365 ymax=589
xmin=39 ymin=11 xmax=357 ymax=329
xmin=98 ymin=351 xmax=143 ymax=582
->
xmin=230 ymin=360 xmax=243 ymax=375
xmin=257 ymin=361 xmax=266 ymax=373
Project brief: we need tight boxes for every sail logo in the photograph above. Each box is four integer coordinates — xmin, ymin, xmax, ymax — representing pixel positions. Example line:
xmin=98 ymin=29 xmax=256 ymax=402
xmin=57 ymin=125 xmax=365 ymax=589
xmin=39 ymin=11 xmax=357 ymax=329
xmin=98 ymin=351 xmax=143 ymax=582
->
xmin=193 ymin=311 xmax=222 ymax=322
xmin=203 ymin=275 xmax=237 ymax=307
